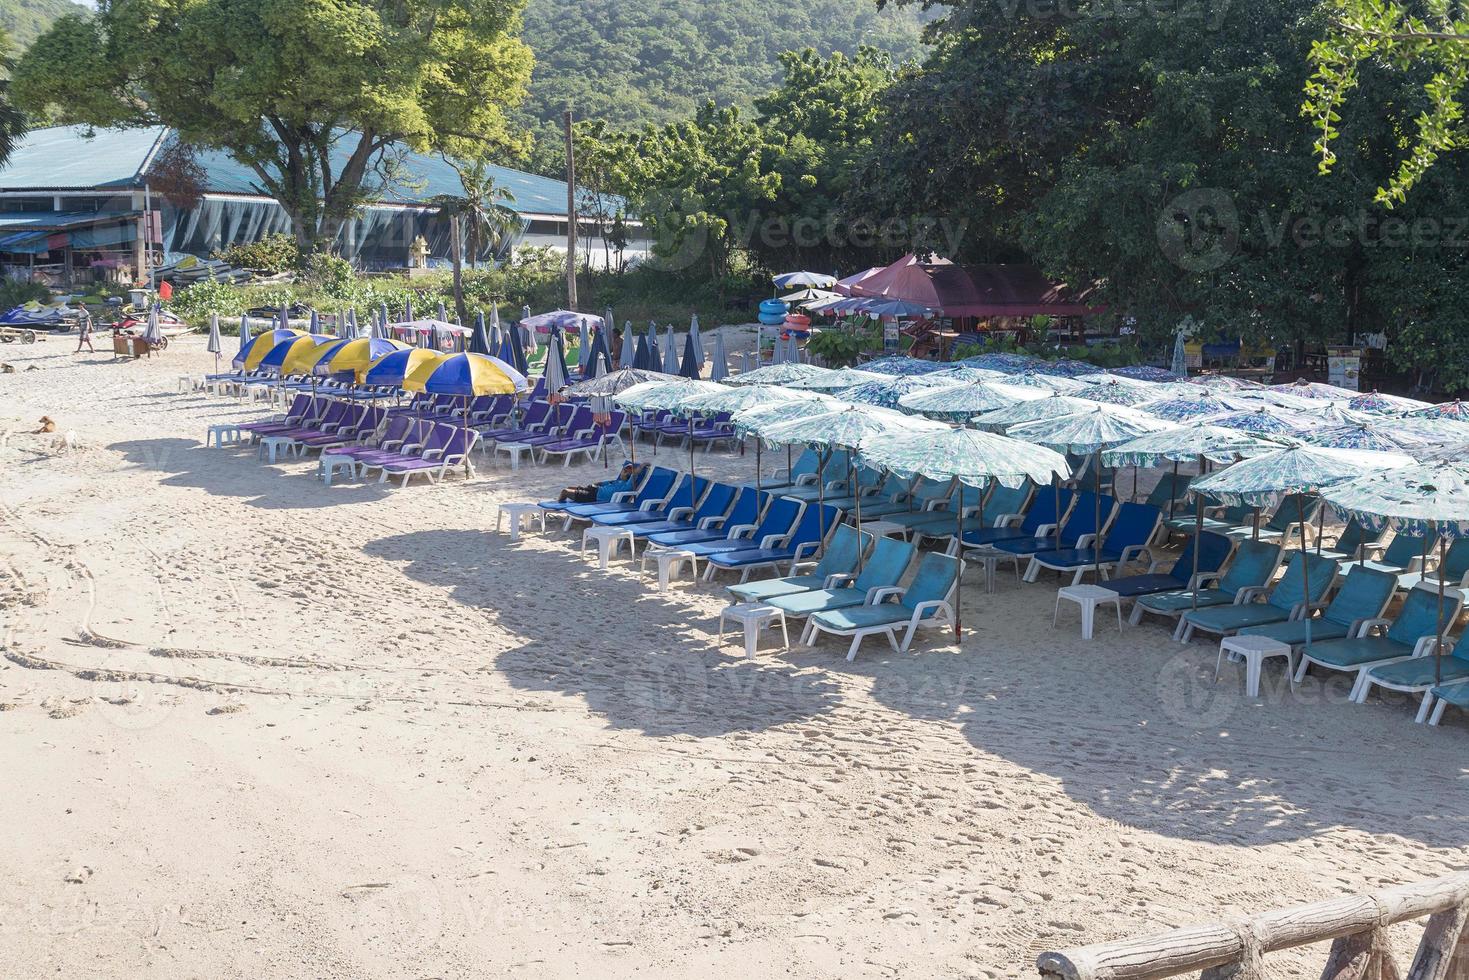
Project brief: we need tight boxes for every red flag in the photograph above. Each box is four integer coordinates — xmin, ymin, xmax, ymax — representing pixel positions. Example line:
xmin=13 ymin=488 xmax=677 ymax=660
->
xmin=158 ymin=280 xmax=173 ymax=300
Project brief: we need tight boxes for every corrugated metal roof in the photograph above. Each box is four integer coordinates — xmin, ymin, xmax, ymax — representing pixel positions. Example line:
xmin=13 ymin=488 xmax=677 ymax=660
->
xmin=0 ymin=125 xmax=579 ymax=216
xmin=0 ymin=126 xmax=166 ymax=190
xmin=0 ymin=210 xmax=138 ymax=230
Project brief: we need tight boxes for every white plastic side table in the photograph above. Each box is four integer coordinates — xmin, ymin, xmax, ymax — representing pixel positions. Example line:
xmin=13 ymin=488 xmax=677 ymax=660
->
xmin=1054 ymin=584 xmax=1123 ymax=640
xmin=497 ymin=502 xmax=545 ymax=542
xmin=258 ymin=435 xmax=299 ymax=463
xmin=642 ymin=548 xmax=700 ymax=591
xmin=206 ymin=423 xmax=243 ymax=447
xmin=581 ymin=526 xmax=635 ymax=569
xmin=1216 ymin=634 xmax=1295 ymax=698
xmin=718 ymin=603 xmax=790 ymax=657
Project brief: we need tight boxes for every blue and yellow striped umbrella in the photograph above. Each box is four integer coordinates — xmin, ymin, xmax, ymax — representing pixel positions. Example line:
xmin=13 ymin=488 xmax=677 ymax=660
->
xmin=281 ymin=337 xmax=349 ymax=376
xmin=258 ymin=334 xmax=332 ymax=375
xmin=233 ymin=327 xmax=305 ymax=370
xmin=364 ymin=348 xmax=445 ymax=388
xmin=404 ymin=352 xmax=528 ymax=396
xmin=324 ymin=337 xmax=409 ymax=380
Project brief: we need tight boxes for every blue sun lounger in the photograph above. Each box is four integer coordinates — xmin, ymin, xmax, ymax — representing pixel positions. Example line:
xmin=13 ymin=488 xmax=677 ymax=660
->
xmin=590 ymin=474 xmax=709 ymax=527
xmin=543 ymin=466 xmax=677 ymax=530
xmin=1130 ymin=539 xmax=1284 ymax=636
xmin=768 ymin=536 xmax=916 ymax=623
xmin=662 ymin=496 xmax=804 ymax=560
xmin=854 ymin=477 xmax=952 ymax=520
xmin=704 ymin=504 xmax=843 ymax=582
xmin=626 ymin=482 xmax=739 ymax=539
xmin=1235 ymin=564 xmax=1397 ymax=648
xmin=1177 ymin=550 xmax=1340 ymax=644
xmin=913 ymin=482 xmax=1035 ymax=547
xmin=725 ymin=524 xmax=873 ymax=605
xmin=989 ymin=490 xmax=1116 ymax=579
xmin=1023 ymin=501 xmax=1162 ymax=585
xmin=960 ymin=486 xmax=1075 ymax=552
xmin=642 ymin=487 xmax=764 ymax=548
xmin=804 ymin=552 xmax=963 ymax=661
xmin=1297 ymin=584 xmax=1465 ymax=708
xmin=1104 ymin=530 xmax=1235 ymax=604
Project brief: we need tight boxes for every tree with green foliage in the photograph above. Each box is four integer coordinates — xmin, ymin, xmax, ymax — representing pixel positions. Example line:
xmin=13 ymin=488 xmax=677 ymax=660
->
xmin=1305 ymin=0 xmax=1469 ymax=206
xmin=13 ymin=0 xmax=532 ymax=254
xmin=0 ymin=24 xmax=27 ymax=168
xmin=851 ymin=0 xmax=1469 ymax=388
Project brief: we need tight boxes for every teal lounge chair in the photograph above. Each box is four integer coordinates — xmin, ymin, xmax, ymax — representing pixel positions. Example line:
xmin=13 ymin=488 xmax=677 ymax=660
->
xmin=1353 ymin=591 xmax=1469 ymax=719
xmin=913 ymin=483 xmax=1034 ymax=546
xmin=725 ymin=524 xmax=873 ymax=605
xmin=1343 ymin=531 xmax=1432 ymax=582
xmin=1144 ymin=471 xmax=1193 ymax=521
xmin=1223 ymin=493 xmax=1320 ymax=547
xmin=1425 ymin=679 xmax=1469 ymax=726
xmin=804 ymin=552 xmax=963 ymax=661
xmin=767 ymin=536 xmax=916 ymax=622
xmin=1235 ymin=564 xmax=1397 ymax=648
xmin=1418 ymin=536 xmax=1469 ymax=590
xmin=793 ymin=465 xmax=886 ymax=508
xmin=855 ymin=477 xmax=952 ymax=519
xmin=875 ymin=480 xmax=979 ymax=532
xmin=1314 ymin=518 xmax=1384 ymax=563
xmin=1130 ymin=539 xmax=1284 ymax=637
xmin=1178 ymin=551 xmax=1340 ymax=643
xmin=1295 ymin=584 xmax=1464 ymax=705
xmin=1163 ymin=498 xmax=1253 ymax=536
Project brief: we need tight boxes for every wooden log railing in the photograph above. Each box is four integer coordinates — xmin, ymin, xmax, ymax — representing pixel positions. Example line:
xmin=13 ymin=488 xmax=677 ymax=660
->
xmin=1036 ymin=871 xmax=1469 ymax=980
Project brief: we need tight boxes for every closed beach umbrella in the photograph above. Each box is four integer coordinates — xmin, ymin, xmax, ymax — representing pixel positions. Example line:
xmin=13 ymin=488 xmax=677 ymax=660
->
xmin=544 ymin=326 xmax=569 ymax=393
xmin=308 ymin=309 xmax=320 ymax=336
xmin=678 ymin=331 xmax=700 ymax=379
xmin=619 ymin=320 xmax=636 ymax=370
xmin=770 ymin=333 xmax=786 ymax=365
xmin=206 ymin=313 xmax=221 ymax=375
xmin=860 ymin=425 xmax=1070 ymax=641
xmin=1170 ymin=331 xmax=1188 ymax=377
xmin=588 ymin=327 xmax=613 ymax=378
xmin=709 ymin=330 xmax=729 ymax=382
xmin=278 ymin=301 xmax=290 ymax=331
xmin=142 ymin=304 xmax=164 ymax=346
xmin=662 ymin=324 xmax=679 ymax=373
xmin=646 ymin=323 xmax=661 ymax=370
xmin=689 ymin=314 xmax=704 ymax=368
xmin=632 ymin=332 xmax=654 ymax=371
xmin=470 ymin=311 xmax=491 ymax=356
xmin=238 ymin=313 xmax=252 ymax=351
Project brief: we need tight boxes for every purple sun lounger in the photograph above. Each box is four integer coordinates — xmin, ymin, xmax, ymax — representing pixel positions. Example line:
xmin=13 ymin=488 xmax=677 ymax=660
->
xmin=379 ymin=425 xmax=480 ymax=487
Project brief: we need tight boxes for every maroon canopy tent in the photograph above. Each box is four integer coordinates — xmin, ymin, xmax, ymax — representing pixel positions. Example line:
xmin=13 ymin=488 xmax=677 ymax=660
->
xmin=853 ymin=254 xmax=1105 ymax=318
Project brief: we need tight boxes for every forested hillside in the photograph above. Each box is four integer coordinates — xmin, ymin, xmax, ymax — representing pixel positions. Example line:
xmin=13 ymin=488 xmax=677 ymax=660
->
xmin=518 ymin=0 xmax=926 ymax=128
xmin=0 ymin=0 xmax=85 ymax=47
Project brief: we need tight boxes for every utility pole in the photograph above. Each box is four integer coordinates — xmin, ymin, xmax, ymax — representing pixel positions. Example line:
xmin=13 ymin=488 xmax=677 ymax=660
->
xmin=563 ymin=107 xmax=578 ymax=310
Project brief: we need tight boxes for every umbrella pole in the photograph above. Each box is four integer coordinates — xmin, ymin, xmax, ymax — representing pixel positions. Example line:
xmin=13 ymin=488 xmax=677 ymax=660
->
xmin=1299 ymin=495 xmax=1311 ymax=649
xmin=954 ymin=482 xmax=966 ymax=645
xmin=1191 ymin=455 xmax=1204 ymax=611
xmin=688 ymin=415 xmax=695 ymax=494
xmin=1253 ymin=506 xmax=1260 ymax=541
xmin=463 ymin=394 xmax=472 ymax=479
xmin=817 ymin=451 xmax=827 ymax=553
xmin=1168 ymin=459 xmax=1178 ymax=520
xmin=1094 ymin=449 xmax=1103 ymax=582
xmin=1437 ymin=524 xmax=1446 ymax=686
xmin=756 ymin=441 xmax=762 ymax=492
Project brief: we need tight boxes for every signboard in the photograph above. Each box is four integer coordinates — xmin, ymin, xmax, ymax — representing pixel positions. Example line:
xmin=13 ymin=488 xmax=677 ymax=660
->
xmin=883 ymin=322 xmax=899 ymax=351
xmin=1327 ymin=347 xmax=1363 ymax=391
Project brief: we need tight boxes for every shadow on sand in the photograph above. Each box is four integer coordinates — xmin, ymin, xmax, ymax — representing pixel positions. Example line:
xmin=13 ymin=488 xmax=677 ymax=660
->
xmin=363 ymin=528 xmax=844 ymax=738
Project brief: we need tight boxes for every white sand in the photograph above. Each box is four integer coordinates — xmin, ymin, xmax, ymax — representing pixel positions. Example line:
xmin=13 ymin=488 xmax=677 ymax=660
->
xmin=1 ymin=334 xmax=1467 ymax=979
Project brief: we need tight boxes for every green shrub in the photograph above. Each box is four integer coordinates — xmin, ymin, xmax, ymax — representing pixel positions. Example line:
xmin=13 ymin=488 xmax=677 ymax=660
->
xmin=214 ymin=233 xmax=301 ymax=274
xmin=0 ymin=280 xmax=53 ymax=309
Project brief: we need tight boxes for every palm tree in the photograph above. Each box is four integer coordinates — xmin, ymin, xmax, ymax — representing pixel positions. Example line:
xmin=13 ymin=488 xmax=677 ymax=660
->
xmin=432 ymin=156 xmax=521 ymax=323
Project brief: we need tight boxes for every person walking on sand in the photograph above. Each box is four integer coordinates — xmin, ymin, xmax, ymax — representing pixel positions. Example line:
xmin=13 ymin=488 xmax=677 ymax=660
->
xmin=73 ymin=307 xmax=94 ymax=354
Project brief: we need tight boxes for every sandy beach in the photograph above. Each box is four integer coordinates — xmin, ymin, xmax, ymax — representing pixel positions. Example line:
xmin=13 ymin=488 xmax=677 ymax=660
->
xmin=1 ymin=334 xmax=1466 ymax=978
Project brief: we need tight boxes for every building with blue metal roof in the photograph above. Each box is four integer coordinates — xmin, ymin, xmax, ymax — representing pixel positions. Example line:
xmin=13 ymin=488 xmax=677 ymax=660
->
xmin=0 ymin=125 xmax=630 ymax=286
